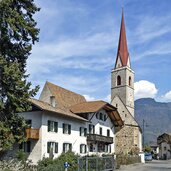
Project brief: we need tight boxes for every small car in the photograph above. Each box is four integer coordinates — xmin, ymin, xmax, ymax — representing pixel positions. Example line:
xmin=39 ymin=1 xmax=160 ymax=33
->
xmin=145 ymin=153 xmax=153 ymax=161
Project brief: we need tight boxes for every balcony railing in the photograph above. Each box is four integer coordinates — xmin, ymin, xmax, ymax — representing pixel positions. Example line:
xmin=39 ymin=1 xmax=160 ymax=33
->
xmin=87 ymin=134 xmax=113 ymax=144
xmin=26 ymin=128 xmax=39 ymax=140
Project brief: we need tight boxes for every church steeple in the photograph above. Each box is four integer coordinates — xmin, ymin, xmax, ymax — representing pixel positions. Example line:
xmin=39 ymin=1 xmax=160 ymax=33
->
xmin=115 ymin=10 xmax=130 ymax=69
xmin=111 ymin=9 xmax=134 ymax=116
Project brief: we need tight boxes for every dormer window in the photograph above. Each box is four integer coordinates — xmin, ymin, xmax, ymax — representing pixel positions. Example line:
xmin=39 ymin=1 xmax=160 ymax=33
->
xmin=117 ymin=75 xmax=121 ymax=86
xmin=50 ymin=96 xmax=56 ymax=107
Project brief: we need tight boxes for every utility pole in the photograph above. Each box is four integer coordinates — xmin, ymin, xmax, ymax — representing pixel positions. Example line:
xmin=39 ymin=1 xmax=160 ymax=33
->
xmin=142 ymin=119 xmax=145 ymax=150
xmin=142 ymin=119 xmax=149 ymax=150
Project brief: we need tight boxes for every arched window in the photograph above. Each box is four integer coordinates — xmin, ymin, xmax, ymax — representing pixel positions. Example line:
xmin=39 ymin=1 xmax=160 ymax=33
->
xmin=117 ymin=75 xmax=121 ymax=86
xmin=129 ymin=76 xmax=131 ymax=86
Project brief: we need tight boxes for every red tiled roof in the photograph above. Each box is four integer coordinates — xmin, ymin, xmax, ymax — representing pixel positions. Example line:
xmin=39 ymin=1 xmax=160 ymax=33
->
xmin=70 ymin=101 xmax=107 ymax=113
xmin=46 ymin=81 xmax=86 ymax=109
xmin=29 ymin=98 xmax=88 ymax=121
xmin=70 ymin=101 xmax=124 ymax=126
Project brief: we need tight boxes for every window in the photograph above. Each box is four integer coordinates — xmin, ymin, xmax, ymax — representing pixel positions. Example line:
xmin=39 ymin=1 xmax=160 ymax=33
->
xmin=103 ymin=114 xmax=107 ymax=121
xmin=90 ymin=143 xmax=93 ymax=152
xmin=50 ymin=96 xmax=56 ymax=107
xmin=98 ymin=143 xmax=105 ymax=152
xmin=105 ymin=145 xmax=108 ymax=153
xmin=98 ymin=144 xmax=110 ymax=153
xmin=48 ymin=120 xmax=58 ymax=132
xmin=19 ymin=141 xmax=31 ymax=153
xmin=129 ymin=76 xmax=131 ymax=86
xmin=80 ymin=127 xmax=87 ymax=136
xmin=107 ymin=129 xmax=110 ymax=137
xmin=63 ymin=123 xmax=71 ymax=134
xmin=96 ymin=112 xmax=99 ymax=119
xmin=89 ymin=124 xmax=95 ymax=134
xmin=109 ymin=145 xmax=111 ymax=153
xmin=26 ymin=120 xmax=32 ymax=128
xmin=47 ymin=142 xmax=58 ymax=153
xmin=80 ymin=144 xmax=87 ymax=154
xmin=97 ymin=112 xmax=107 ymax=121
xmin=100 ymin=113 xmax=103 ymax=120
xmin=99 ymin=127 xmax=102 ymax=135
xmin=63 ymin=143 xmax=72 ymax=153
xmin=117 ymin=75 xmax=121 ymax=86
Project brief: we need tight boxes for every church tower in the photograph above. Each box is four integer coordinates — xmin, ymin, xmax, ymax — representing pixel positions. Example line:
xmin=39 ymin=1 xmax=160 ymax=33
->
xmin=111 ymin=11 xmax=134 ymax=117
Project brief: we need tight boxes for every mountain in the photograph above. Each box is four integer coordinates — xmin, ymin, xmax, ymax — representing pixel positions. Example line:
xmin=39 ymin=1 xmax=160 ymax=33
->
xmin=135 ymin=98 xmax=171 ymax=145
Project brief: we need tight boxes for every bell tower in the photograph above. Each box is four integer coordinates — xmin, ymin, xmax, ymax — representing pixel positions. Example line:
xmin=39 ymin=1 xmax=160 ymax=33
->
xmin=111 ymin=11 xmax=134 ymax=116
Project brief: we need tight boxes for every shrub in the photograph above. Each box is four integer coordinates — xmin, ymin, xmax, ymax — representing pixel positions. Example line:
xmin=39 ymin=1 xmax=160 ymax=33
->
xmin=115 ymin=154 xmax=141 ymax=169
xmin=37 ymin=151 xmax=78 ymax=171
xmin=16 ymin=150 xmax=28 ymax=163
xmin=0 ymin=159 xmax=35 ymax=171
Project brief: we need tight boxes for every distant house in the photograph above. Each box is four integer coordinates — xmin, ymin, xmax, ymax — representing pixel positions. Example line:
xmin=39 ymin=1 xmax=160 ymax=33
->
xmin=157 ymin=133 xmax=171 ymax=160
xmin=150 ymin=144 xmax=159 ymax=159
xmin=16 ymin=81 xmax=123 ymax=164
xmin=150 ymin=144 xmax=159 ymax=154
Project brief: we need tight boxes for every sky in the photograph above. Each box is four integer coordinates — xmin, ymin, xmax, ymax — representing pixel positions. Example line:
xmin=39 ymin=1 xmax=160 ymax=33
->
xmin=27 ymin=0 xmax=171 ymax=102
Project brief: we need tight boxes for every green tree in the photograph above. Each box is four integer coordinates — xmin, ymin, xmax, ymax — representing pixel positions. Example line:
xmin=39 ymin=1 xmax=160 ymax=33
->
xmin=0 ymin=0 xmax=40 ymax=154
xmin=144 ymin=145 xmax=152 ymax=153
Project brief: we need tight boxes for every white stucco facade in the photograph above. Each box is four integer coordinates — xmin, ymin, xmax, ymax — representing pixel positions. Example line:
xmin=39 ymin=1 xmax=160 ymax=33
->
xmin=19 ymin=108 xmax=115 ymax=164
xmin=159 ymin=142 xmax=171 ymax=160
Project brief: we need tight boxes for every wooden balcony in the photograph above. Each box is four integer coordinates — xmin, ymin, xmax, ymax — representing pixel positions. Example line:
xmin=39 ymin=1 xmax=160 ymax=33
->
xmin=87 ymin=134 xmax=113 ymax=144
xmin=26 ymin=128 xmax=39 ymax=140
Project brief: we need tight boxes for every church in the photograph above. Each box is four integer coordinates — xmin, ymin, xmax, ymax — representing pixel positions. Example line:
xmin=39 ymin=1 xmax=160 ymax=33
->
xmin=8 ymin=10 xmax=142 ymax=164
xmin=111 ymin=11 xmax=142 ymax=154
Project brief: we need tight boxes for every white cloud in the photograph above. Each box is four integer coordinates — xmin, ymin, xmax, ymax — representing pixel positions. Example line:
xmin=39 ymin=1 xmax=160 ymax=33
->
xmin=161 ymin=91 xmax=171 ymax=102
xmin=27 ymin=32 xmax=116 ymax=76
xmin=131 ymin=15 xmax=171 ymax=45
xmin=104 ymin=94 xmax=111 ymax=102
xmin=83 ymin=94 xmax=96 ymax=101
xmin=134 ymin=80 xmax=158 ymax=100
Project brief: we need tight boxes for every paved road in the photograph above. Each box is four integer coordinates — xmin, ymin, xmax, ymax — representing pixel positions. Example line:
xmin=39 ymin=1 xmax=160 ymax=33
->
xmin=119 ymin=160 xmax=171 ymax=171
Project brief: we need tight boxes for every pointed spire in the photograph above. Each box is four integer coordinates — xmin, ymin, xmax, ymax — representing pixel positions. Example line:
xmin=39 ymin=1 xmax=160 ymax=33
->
xmin=115 ymin=10 xmax=130 ymax=68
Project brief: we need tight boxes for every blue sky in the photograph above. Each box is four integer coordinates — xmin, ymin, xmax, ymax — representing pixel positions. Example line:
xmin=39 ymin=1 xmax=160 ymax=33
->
xmin=28 ymin=0 xmax=171 ymax=102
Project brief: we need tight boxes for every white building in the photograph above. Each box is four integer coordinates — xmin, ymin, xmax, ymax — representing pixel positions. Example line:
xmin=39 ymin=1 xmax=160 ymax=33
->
xmin=157 ymin=133 xmax=171 ymax=160
xmin=18 ymin=81 xmax=123 ymax=164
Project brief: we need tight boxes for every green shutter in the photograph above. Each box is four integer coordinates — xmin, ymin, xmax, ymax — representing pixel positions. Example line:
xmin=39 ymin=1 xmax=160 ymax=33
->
xmin=47 ymin=142 xmax=50 ymax=153
xmin=84 ymin=128 xmax=87 ymax=136
xmin=80 ymin=127 xmax=81 ymax=136
xmin=54 ymin=122 xmax=58 ymax=133
xmin=63 ymin=143 xmax=65 ymax=152
xmin=69 ymin=125 xmax=71 ymax=134
xmin=80 ymin=144 xmax=82 ymax=153
xmin=48 ymin=120 xmax=51 ymax=132
xmin=93 ymin=125 xmax=95 ymax=134
xmin=55 ymin=143 xmax=58 ymax=153
xmin=69 ymin=144 xmax=72 ymax=151
xmin=85 ymin=145 xmax=87 ymax=153
xmin=63 ymin=123 xmax=65 ymax=134
xmin=89 ymin=124 xmax=91 ymax=133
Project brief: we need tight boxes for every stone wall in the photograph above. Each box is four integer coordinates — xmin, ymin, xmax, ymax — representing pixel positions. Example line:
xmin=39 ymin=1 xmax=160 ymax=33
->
xmin=115 ymin=126 xmax=140 ymax=154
